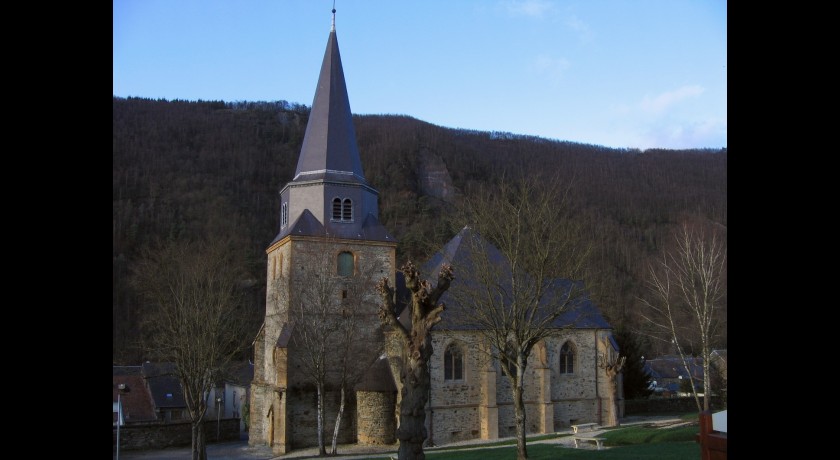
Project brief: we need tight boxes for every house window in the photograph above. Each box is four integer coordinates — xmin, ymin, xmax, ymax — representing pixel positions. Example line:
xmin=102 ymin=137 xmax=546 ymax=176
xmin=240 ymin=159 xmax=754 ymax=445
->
xmin=559 ymin=341 xmax=575 ymax=374
xmin=444 ymin=343 xmax=464 ymax=381
xmin=337 ymin=251 xmax=354 ymax=277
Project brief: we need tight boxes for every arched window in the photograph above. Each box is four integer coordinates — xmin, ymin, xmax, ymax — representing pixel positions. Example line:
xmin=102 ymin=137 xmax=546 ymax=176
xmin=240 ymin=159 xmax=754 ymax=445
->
xmin=280 ymin=202 xmax=289 ymax=228
xmin=337 ymin=251 xmax=354 ymax=277
xmin=342 ymin=198 xmax=352 ymax=221
xmin=559 ymin=341 xmax=575 ymax=374
xmin=332 ymin=198 xmax=353 ymax=222
xmin=444 ymin=343 xmax=464 ymax=381
xmin=332 ymin=198 xmax=342 ymax=221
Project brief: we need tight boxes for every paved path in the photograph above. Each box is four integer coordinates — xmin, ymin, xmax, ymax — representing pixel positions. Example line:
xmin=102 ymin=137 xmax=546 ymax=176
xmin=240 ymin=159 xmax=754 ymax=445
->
xmin=116 ymin=415 xmax=686 ymax=459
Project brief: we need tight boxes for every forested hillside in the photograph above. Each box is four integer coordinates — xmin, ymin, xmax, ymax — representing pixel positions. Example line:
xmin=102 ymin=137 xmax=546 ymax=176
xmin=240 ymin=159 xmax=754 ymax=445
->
xmin=113 ymin=97 xmax=726 ymax=364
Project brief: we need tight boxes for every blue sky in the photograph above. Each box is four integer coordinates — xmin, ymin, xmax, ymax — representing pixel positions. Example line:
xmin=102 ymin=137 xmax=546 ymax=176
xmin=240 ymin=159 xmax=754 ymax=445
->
xmin=113 ymin=0 xmax=726 ymax=151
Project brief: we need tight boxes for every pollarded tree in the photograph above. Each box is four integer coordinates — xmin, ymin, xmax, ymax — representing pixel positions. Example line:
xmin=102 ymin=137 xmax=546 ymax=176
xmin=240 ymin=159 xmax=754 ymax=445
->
xmin=639 ymin=223 xmax=727 ymax=412
xmin=133 ymin=238 xmax=256 ymax=460
xmin=377 ymin=261 xmax=454 ymax=460
xmin=597 ymin=336 xmax=626 ymax=427
xmin=447 ymin=174 xmax=591 ymax=460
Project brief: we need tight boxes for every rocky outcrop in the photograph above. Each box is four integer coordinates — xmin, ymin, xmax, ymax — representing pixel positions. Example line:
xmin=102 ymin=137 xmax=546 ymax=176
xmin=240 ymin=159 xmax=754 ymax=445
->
xmin=417 ymin=149 xmax=455 ymax=202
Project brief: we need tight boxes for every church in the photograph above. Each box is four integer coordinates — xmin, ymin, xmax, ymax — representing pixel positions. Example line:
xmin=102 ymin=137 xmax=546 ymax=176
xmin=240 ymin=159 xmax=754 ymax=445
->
xmin=249 ymin=11 xmax=621 ymax=455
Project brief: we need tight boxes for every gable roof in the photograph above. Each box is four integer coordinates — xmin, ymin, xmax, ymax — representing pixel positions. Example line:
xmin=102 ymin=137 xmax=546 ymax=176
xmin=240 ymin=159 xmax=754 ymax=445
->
xmin=113 ymin=371 xmax=158 ymax=423
xmin=141 ymin=362 xmax=187 ymax=409
xmin=408 ymin=226 xmax=610 ymax=331
xmin=644 ymin=355 xmax=704 ymax=381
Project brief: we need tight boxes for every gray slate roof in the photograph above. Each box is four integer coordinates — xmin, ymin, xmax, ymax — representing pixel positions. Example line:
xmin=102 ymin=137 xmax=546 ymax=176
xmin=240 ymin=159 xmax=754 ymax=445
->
xmin=401 ymin=226 xmax=610 ymax=331
xmin=292 ymin=29 xmax=367 ymax=187
xmin=269 ymin=209 xmax=395 ymax=245
xmin=141 ymin=362 xmax=187 ymax=409
xmin=355 ymin=355 xmax=397 ymax=392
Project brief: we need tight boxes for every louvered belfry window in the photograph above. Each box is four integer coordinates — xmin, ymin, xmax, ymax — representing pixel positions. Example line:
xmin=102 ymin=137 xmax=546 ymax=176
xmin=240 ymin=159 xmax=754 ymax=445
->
xmin=342 ymin=198 xmax=352 ymax=221
xmin=332 ymin=198 xmax=342 ymax=220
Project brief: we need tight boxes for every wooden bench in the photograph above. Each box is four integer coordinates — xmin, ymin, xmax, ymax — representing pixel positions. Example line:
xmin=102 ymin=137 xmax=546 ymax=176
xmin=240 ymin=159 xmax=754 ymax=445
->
xmin=570 ymin=422 xmax=598 ymax=434
xmin=572 ymin=436 xmax=606 ymax=450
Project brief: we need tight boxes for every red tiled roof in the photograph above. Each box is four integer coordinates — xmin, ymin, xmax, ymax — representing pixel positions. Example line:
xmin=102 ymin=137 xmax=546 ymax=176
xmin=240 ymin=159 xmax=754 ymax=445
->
xmin=113 ymin=375 xmax=157 ymax=423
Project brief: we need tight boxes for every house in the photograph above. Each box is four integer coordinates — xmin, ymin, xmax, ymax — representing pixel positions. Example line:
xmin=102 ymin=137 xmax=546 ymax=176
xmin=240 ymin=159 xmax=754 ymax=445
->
xmin=141 ymin=362 xmax=189 ymax=422
xmin=113 ymin=366 xmax=157 ymax=424
xmin=207 ymin=361 xmax=254 ymax=433
xmin=249 ymin=9 xmax=619 ymax=455
xmin=644 ymin=355 xmax=704 ymax=397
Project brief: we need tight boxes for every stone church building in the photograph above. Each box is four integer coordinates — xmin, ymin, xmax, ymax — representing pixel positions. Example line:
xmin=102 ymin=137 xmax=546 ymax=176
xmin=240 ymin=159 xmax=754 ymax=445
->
xmin=249 ymin=13 xmax=621 ymax=456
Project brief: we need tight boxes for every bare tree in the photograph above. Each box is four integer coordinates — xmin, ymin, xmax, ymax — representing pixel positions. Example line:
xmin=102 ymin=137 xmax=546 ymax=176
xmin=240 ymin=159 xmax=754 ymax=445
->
xmin=447 ymin=175 xmax=591 ymax=460
xmin=133 ymin=238 xmax=255 ymax=460
xmin=377 ymin=261 xmax=454 ymax=460
xmin=639 ymin=223 xmax=726 ymax=412
xmin=278 ymin=242 xmax=383 ymax=455
xmin=597 ymin=336 xmax=626 ymax=427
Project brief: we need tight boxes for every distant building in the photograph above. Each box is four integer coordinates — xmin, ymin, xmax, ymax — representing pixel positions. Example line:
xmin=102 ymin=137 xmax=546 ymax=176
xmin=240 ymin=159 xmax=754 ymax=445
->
xmin=644 ymin=355 xmax=704 ymax=397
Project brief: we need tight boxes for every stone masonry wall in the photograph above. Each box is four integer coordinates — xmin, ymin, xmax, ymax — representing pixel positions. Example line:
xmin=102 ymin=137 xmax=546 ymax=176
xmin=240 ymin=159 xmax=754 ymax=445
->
xmin=248 ymin=383 xmax=271 ymax=447
xmin=113 ymin=419 xmax=240 ymax=451
xmin=251 ymin=237 xmax=395 ymax=450
xmin=420 ymin=329 xmax=614 ymax=444
xmin=356 ymin=391 xmax=396 ymax=444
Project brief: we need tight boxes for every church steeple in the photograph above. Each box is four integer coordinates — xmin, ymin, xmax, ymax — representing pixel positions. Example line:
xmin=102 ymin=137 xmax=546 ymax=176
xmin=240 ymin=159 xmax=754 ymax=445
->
xmin=293 ymin=17 xmax=366 ymax=185
xmin=271 ymin=10 xmax=393 ymax=245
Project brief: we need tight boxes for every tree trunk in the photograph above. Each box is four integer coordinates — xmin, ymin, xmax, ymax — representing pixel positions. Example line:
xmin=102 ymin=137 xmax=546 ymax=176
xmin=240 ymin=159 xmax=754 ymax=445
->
xmin=702 ymin=342 xmax=711 ymax=411
xmin=330 ymin=385 xmax=346 ymax=455
xmin=604 ymin=379 xmax=620 ymax=427
xmin=317 ymin=382 xmax=326 ymax=456
xmin=376 ymin=262 xmax=452 ymax=460
xmin=191 ymin=420 xmax=207 ymax=460
xmin=397 ymin=335 xmax=433 ymax=460
xmin=513 ymin=371 xmax=528 ymax=460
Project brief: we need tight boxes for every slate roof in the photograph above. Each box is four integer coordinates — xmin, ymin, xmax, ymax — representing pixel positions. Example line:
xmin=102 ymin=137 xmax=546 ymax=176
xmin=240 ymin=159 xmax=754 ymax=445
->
xmin=292 ymin=28 xmax=367 ymax=187
xmin=644 ymin=355 xmax=704 ymax=381
xmin=269 ymin=209 xmax=395 ymax=245
xmin=355 ymin=355 xmax=397 ymax=393
xmin=141 ymin=362 xmax=187 ymax=409
xmin=220 ymin=361 xmax=255 ymax=386
xmin=399 ymin=226 xmax=611 ymax=331
xmin=275 ymin=322 xmax=294 ymax=348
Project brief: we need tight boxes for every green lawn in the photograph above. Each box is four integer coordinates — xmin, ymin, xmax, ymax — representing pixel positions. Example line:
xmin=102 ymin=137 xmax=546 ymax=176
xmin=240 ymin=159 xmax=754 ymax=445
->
xmin=421 ymin=419 xmax=700 ymax=460
xmin=425 ymin=442 xmax=699 ymax=459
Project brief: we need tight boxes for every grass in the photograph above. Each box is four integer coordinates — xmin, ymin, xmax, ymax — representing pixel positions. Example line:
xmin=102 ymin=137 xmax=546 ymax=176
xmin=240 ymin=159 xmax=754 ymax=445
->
xmin=425 ymin=442 xmax=699 ymax=459
xmin=418 ymin=415 xmax=700 ymax=460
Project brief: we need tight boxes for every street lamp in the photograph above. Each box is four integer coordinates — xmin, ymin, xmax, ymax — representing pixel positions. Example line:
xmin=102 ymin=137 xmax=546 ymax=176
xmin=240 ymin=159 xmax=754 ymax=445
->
xmin=216 ymin=395 xmax=223 ymax=441
xmin=115 ymin=383 xmax=129 ymax=460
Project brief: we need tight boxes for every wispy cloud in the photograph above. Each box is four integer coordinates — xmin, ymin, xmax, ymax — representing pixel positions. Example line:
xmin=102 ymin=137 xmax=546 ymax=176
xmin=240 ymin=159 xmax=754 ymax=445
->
xmin=565 ymin=14 xmax=593 ymax=44
xmin=639 ymin=85 xmax=705 ymax=114
xmin=534 ymin=54 xmax=570 ymax=81
xmin=500 ymin=0 xmax=554 ymax=18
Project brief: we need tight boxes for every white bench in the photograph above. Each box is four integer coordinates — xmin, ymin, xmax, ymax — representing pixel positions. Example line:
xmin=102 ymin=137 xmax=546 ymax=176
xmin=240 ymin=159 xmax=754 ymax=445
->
xmin=572 ymin=436 xmax=606 ymax=450
xmin=570 ymin=422 xmax=598 ymax=434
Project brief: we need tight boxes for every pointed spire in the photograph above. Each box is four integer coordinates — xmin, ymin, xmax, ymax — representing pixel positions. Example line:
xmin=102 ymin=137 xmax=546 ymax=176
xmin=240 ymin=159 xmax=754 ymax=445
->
xmin=293 ymin=10 xmax=367 ymax=185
